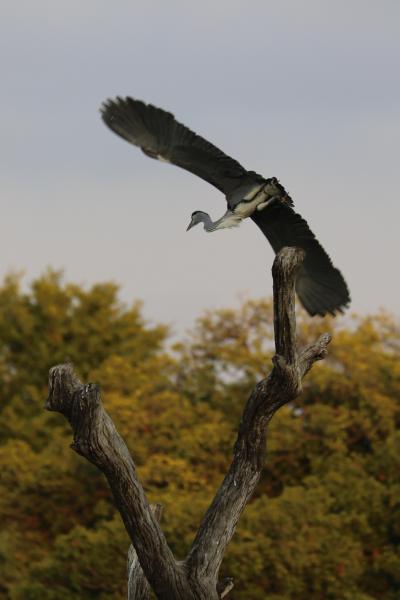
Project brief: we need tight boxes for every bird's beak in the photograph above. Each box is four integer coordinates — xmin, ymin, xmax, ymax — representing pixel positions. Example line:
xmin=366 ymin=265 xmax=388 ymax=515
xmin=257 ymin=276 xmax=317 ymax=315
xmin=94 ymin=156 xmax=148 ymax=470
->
xmin=186 ymin=221 xmax=194 ymax=231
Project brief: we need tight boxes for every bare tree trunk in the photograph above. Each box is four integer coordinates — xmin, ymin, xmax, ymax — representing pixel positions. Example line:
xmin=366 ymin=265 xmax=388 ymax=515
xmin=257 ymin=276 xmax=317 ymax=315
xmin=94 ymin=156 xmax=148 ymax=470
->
xmin=46 ymin=247 xmax=331 ymax=599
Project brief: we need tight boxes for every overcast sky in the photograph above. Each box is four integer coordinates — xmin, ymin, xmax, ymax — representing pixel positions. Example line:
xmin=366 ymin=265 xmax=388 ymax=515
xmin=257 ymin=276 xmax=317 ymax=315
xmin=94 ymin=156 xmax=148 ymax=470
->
xmin=1 ymin=0 xmax=399 ymax=333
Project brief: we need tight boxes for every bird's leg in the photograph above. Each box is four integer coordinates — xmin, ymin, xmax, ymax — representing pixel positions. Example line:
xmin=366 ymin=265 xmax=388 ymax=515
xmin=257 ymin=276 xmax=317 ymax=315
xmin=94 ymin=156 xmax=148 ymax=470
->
xmin=256 ymin=195 xmax=280 ymax=211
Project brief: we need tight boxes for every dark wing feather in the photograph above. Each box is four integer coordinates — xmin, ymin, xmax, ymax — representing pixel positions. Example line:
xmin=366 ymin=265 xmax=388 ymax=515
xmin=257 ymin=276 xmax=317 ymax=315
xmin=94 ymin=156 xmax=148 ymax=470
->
xmin=251 ymin=203 xmax=350 ymax=316
xmin=100 ymin=97 xmax=247 ymax=195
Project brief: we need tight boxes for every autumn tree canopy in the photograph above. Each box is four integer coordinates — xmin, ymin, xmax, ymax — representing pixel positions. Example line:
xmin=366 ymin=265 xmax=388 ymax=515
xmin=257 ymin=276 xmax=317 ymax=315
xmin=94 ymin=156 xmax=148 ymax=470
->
xmin=0 ymin=271 xmax=399 ymax=599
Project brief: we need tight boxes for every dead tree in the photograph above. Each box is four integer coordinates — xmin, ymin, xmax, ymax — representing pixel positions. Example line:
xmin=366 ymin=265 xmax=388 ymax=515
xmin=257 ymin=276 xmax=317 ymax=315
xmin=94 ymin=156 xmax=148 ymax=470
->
xmin=46 ymin=247 xmax=331 ymax=599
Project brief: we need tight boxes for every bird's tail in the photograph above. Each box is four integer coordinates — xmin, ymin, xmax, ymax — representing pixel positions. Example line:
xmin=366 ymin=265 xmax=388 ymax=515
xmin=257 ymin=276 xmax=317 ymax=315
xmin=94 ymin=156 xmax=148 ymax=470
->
xmin=295 ymin=255 xmax=350 ymax=317
xmin=251 ymin=202 xmax=350 ymax=317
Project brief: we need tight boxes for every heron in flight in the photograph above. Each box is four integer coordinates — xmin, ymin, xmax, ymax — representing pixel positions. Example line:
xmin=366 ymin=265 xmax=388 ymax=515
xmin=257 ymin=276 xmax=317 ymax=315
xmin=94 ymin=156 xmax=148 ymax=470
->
xmin=100 ymin=97 xmax=350 ymax=317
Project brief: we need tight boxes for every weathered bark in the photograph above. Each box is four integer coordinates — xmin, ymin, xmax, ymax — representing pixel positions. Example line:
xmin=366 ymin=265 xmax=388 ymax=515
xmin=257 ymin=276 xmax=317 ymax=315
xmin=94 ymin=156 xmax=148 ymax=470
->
xmin=46 ymin=367 xmax=191 ymax=600
xmin=128 ymin=504 xmax=163 ymax=600
xmin=46 ymin=247 xmax=331 ymax=599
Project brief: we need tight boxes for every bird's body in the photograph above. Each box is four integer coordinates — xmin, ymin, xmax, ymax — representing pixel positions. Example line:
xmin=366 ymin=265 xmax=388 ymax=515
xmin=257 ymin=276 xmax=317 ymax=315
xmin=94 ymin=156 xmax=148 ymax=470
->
xmin=101 ymin=97 xmax=350 ymax=317
xmin=189 ymin=179 xmax=294 ymax=232
xmin=191 ymin=180 xmax=285 ymax=232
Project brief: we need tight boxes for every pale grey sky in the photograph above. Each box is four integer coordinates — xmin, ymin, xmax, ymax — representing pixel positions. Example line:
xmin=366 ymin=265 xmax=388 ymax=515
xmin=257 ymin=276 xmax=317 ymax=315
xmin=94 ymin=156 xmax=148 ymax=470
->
xmin=1 ymin=0 xmax=399 ymax=332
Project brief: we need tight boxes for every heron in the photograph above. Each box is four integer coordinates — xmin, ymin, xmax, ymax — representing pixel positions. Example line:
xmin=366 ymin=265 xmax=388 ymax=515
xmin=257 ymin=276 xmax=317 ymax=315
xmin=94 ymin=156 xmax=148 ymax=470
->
xmin=100 ymin=97 xmax=350 ymax=317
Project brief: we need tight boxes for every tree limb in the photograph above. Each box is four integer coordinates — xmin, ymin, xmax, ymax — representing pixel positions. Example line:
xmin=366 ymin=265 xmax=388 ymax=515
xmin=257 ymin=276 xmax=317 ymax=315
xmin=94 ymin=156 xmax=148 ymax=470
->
xmin=46 ymin=367 xmax=186 ymax=599
xmin=273 ymin=246 xmax=304 ymax=364
xmin=46 ymin=246 xmax=331 ymax=599
xmin=186 ymin=247 xmax=331 ymax=580
xmin=128 ymin=504 xmax=163 ymax=600
xmin=299 ymin=333 xmax=332 ymax=378
xmin=218 ymin=577 xmax=234 ymax=598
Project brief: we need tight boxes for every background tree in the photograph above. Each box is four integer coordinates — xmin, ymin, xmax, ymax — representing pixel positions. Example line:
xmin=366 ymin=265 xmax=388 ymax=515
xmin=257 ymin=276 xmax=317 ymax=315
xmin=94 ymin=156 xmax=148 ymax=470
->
xmin=0 ymin=266 xmax=399 ymax=598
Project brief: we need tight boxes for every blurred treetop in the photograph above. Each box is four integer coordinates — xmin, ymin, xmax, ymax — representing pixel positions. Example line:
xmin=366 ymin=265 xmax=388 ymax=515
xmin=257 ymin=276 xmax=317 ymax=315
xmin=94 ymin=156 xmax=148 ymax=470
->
xmin=0 ymin=271 xmax=399 ymax=599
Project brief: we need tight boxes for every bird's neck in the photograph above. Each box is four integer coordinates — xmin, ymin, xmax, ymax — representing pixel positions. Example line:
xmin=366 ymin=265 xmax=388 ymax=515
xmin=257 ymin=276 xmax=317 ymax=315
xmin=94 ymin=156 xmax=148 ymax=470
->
xmin=201 ymin=213 xmax=218 ymax=232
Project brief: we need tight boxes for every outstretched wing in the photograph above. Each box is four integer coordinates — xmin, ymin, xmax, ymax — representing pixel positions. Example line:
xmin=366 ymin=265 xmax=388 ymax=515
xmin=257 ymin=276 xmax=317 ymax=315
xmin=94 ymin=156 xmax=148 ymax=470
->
xmin=101 ymin=97 xmax=247 ymax=195
xmin=252 ymin=203 xmax=350 ymax=316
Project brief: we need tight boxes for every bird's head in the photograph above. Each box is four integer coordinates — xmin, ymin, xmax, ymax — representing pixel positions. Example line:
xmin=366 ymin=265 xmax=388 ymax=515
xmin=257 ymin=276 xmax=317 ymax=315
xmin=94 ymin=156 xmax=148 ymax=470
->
xmin=186 ymin=211 xmax=209 ymax=231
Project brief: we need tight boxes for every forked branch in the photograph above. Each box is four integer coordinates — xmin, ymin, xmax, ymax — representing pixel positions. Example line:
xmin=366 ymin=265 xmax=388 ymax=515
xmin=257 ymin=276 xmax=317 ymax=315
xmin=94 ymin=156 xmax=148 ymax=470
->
xmin=46 ymin=247 xmax=331 ymax=599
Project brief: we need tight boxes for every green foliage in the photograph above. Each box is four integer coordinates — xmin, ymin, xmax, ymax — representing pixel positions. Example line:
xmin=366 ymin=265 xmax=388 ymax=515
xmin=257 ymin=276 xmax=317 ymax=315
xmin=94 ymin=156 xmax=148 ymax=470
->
xmin=0 ymin=273 xmax=399 ymax=599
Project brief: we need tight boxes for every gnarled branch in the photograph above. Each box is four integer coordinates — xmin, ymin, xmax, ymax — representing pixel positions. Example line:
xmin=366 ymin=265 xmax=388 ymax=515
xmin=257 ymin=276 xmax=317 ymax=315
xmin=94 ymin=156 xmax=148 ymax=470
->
xmin=46 ymin=368 xmax=187 ymax=599
xmin=186 ymin=248 xmax=330 ymax=579
xmin=46 ymin=246 xmax=331 ymax=599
